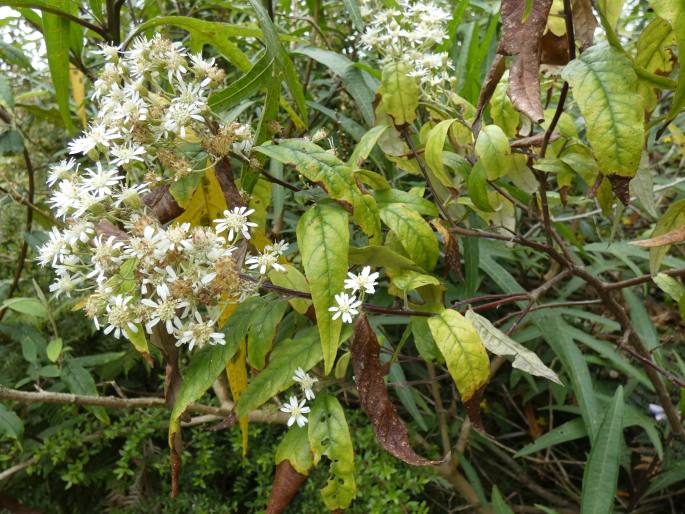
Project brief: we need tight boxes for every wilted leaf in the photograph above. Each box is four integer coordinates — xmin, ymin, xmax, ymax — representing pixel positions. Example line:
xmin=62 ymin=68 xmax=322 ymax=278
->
xmin=265 ymin=461 xmax=309 ymax=514
xmin=571 ymin=0 xmax=598 ymax=50
xmin=498 ymin=0 xmax=553 ymax=122
xmin=465 ymin=310 xmax=561 ymax=384
xmin=648 ymin=199 xmax=685 ymax=273
xmin=351 ymin=315 xmax=443 ymax=466
xmin=632 ymin=224 xmax=685 ymax=248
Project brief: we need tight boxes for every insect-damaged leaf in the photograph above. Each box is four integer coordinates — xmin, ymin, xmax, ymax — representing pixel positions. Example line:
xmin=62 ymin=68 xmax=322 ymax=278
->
xmin=498 ymin=0 xmax=553 ymax=123
xmin=351 ymin=315 xmax=444 ymax=466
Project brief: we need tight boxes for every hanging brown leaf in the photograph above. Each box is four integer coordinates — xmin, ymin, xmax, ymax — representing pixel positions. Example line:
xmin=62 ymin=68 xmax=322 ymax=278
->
xmin=351 ymin=315 xmax=445 ymax=466
xmin=632 ymin=224 xmax=685 ymax=248
xmin=265 ymin=461 xmax=308 ymax=514
xmin=608 ymin=175 xmax=631 ymax=205
xmin=498 ymin=0 xmax=553 ymax=123
xmin=541 ymin=32 xmax=570 ymax=65
xmin=570 ymin=0 xmax=597 ymax=51
xmin=474 ymin=54 xmax=505 ymax=131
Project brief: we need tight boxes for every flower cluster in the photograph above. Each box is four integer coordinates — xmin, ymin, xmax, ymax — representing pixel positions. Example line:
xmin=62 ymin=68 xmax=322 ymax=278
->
xmin=280 ymin=367 xmax=319 ymax=427
xmin=359 ymin=0 xmax=454 ymax=99
xmin=329 ymin=266 xmax=379 ymax=324
xmin=37 ymin=36 xmax=285 ymax=352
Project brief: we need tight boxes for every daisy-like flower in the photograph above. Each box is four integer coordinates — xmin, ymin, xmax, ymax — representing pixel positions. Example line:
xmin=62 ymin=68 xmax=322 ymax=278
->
xmin=95 ymin=43 xmax=121 ymax=62
xmin=103 ymin=295 xmax=138 ymax=339
xmin=82 ymin=162 xmax=123 ymax=199
xmin=141 ymin=283 xmax=189 ymax=334
xmin=293 ymin=367 xmax=318 ymax=401
xmin=280 ymin=396 xmax=311 ymax=427
xmin=46 ymin=159 xmax=78 ymax=187
xmin=68 ymin=123 xmax=121 ymax=155
xmin=343 ymin=266 xmax=379 ymax=295
xmin=49 ymin=270 xmax=83 ymax=298
xmin=63 ymin=220 xmax=96 ymax=248
xmin=175 ymin=311 xmax=225 ymax=351
xmin=328 ymin=292 xmax=362 ymax=324
xmin=213 ymin=206 xmax=257 ymax=241
xmin=113 ymin=182 xmax=150 ymax=208
xmin=37 ymin=226 xmax=69 ymax=266
xmin=245 ymin=250 xmax=285 ymax=275
xmin=265 ymin=240 xmax=289 ymax=256
xmin=110 ymin=143 xmax=146 ymax=166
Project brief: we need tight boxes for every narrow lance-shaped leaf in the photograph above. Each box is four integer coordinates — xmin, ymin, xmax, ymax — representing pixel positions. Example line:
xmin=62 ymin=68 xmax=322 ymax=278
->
xmin=351 ymin=315 xmax=444 ymax=465
xmin=308 ymin=394 xmax=356 ymax=510
xmin=562 ymin=44 xmax=645 ymax=179
xmin=580 ymin=386 xmax=624 ymax=514
xmin=296 ymin=204 xmax=349 ymax=374
xmin=427 ymin=309 xmax=490 ymax=403
xmin=42 ymin=2 xmax=75 ymax=132
xmin=465 ymin=310 xmax=562 ymax=384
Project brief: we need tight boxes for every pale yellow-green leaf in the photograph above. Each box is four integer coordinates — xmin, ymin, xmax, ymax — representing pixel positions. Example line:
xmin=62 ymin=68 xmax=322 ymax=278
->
xmin=425 ymin=119 xmax=457 ymax=187
xmin=269 ymin=264 xmax=311 ymax=314
xmin=490 ymin=80 xmax=519 ymax=137
xmin=379 ymin=60 xmax=419 ymax=126
xmin=379 ymin=203 xmax=439 ymax=271
xmin=296 ymin=204 xmax=349 ymax=374
xmin=475 ymin=124 xmax=511 ymax=180
xmin=226 ymin=341 xmax=249 ymax=456
xmin=391 ymin=269 xmax=441 ymax=293
xmin=653 ymin=273 xmax=685 ymax=302
xmin=596 ymin=0 xmax=625 ymax=29
xmin=465 ymin=310 xmax=562 ymax=384
xmin=173 ymin=168 xmax=228 ymax=225
xmin=275 ymin=426 xmax=313 ymax=475
xmin=649 ymin=198 xmax=685 ymax=273
xmin=506 ymin=154 xmax=537 ymax=193
xmin=635 ymin=18 xmax=674 ymax=110
xmin=348 ymin=125 xmax=388 ymax=168
xmin=562 ymin=44 xmax=645 ymax=178
xmin=427 ymin=309 xmax=490 ymax=402
xmin=69 ymin=65 xmax=86 ymax=128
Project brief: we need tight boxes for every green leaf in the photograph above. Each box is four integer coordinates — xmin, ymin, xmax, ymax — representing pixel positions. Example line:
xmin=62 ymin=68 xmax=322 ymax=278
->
xmin=491 ymin=485 xmax=515 ymax=514
xmin=630 ymin=156 xmax=658 ymax=218
xmin=562 ymin=44 xmax=645 ymax=178
xmin=247 ymin=0 xmax=308 ymax=123
xmin=653 ymin=273 xmax=685 ymax=302
xmin=127 ymin=16 xmax=256 ymax=71
xmin=648 ymin=198 xmax=685 ymax=273
xmin=209 ymin=52 xmax=275 ymax=112
xmin=379 ymin=203 xmax=439 ymax=271
xmin=342 ymin=0 xmax=365 ymax=32
xmin=375 ymin=189 xmax=438 ymax=217
xmin=1 ymin=297 xmax=47 ymax=318
xmin=268 ymin=264 xmax=311 ymax=314
xmin=42 ymin=2 xmax=74 ymax=132
xmin=296 ymin=204 xmax=349 ymax=374
xmin=46 ymin=337 xmax=63 ymax=362
xmin=349 ymin=245 xmax=422 ymax=271
xmin=308 ymin=393 xmax=356 ymax=510
xmin=169 ymin=171 xmax=204 ymax=208
xmin=391 ymin=269 xmax=441 ymax=293
xmin=467 ymin=161 xmax=494 ymax=212
xmin=475 ymin=125 xmax=511 ymax=180
xmin=580 ymin=386 xmax=624 ymax=514
xmin=348 ymin=125 xmax=388 ymax=168
xmin=0 ymin=74 xmax=14 ymax=108
xmin=237 ymin=328 xmax=322 ymax=415
xmin=0 ymin=404 xmax=23 ymax=439
xmin=465 ymin=310 xmax=561 ymax=384
xmin=247 ymin=300 xmax=288 ymax=369
xmin=597 ymin=0 xmax=626 ymax=29
xmin=645 ymin=462 xmax=685 ymax=497
xmin=0 ymin=41 xmax=34 ymax=71
xmin=63 ymin=360 xmax=109 ymax=423
xmin=425 ymin=119 xmax=457 ymax=186
xmin=490 ymin=80 xmax=519 ymax=137
xmin=427 ymin=309 xmax=490 ymax=402
xmin=515 ymin=418 xmax=587 ymax=458
xmin=379 ymin=61 xmax=419 ymax=126
xmin=275 ymin=426 xmax=314 ymax=475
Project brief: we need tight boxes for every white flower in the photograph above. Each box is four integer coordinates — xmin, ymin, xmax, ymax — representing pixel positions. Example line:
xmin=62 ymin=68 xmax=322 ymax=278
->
xmin=110 ymin=143 xmax=146 ymax=166
xmin=245 ymin=250 xmax=285 ymax=275
xmin=175 ymin=311 xmax=225 ymax=351
xmin=82 ymin=162 xmax=123 ymax=199
xmin=68 ymin=123 xmax=121 ymax=155
xmin=37 ymin=227 xmax=69 ymax=266
xmin=343 ymin=266 xmax=379 ymax=295
xmin=47 ymin=159 xmax=78 ymax=187
xmin=280 ymin=396 xmax=310 ymax=427
xmin=648 ymin=403 xmax=666 ymax=422
xmin=265 ymin=240 xmax=289 ymax=256
xmin=141 ymin=283 xmax=189 ymax=334
xmin=328 ymin=292 xmax=362 ymax=324
xmin=103 ymin=295 xmax=138 ymax=339
xmin=213 ymin=206 xmax=257 ymax=241
xmin=155 ymin=222 xmax=191 ymax=256
xmin=48 ymin=179 xmax=80 ymax=219
xmin=293 ymin=367 xmax=318 ymax=401
xmin=95 ymin=43 xmax=121 ymax=61
xmin=49 ymin=270 xmax=83 ymax=298
xmin=113 ymin=182 xmax=150 ymax=208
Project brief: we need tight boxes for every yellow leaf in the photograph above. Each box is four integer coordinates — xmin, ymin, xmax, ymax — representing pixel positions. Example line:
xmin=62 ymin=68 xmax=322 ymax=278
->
xmin=217 ymin=302 xmax=238 ymax=329
xmin=227 ymin=341 xmax=249 ymax=456
xmin=69 ymin=65 xmax=87 ymax=128
xmin=173 ymin=168 xmax=228 ymax=226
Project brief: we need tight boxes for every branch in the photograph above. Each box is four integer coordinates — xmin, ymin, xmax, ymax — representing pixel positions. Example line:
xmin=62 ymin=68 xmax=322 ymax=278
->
xmin=0 ymin=386 xmax=287 ymax=424
xmin=5 ymin=2 xmax=110 ymax=39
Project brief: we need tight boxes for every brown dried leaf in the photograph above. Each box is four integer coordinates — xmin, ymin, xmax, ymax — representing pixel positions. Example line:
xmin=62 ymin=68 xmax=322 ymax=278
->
xmin=608 ymin=175 xmax=631 ymax=205
xmin=265 ymin=461 xmax=308 ymax=514
xmin=632 ymin=224 xmax=685 ymax=248
xmin=474 ymin=54 xmax=506 ymax=132
xmin=143 ymin=184 xmax=183 ymax=224
xmin=498 ymin=0 xmax=553 ymax=123
xmin=463 ymin=385 xmax=485 ymax=431
xmin=571 ymin=0 xmax=597 ymax=51
xmin=541 ymin=32 xmax=569 ymax=65
xmin=351 ymin=315 xmax=445 ymax=466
